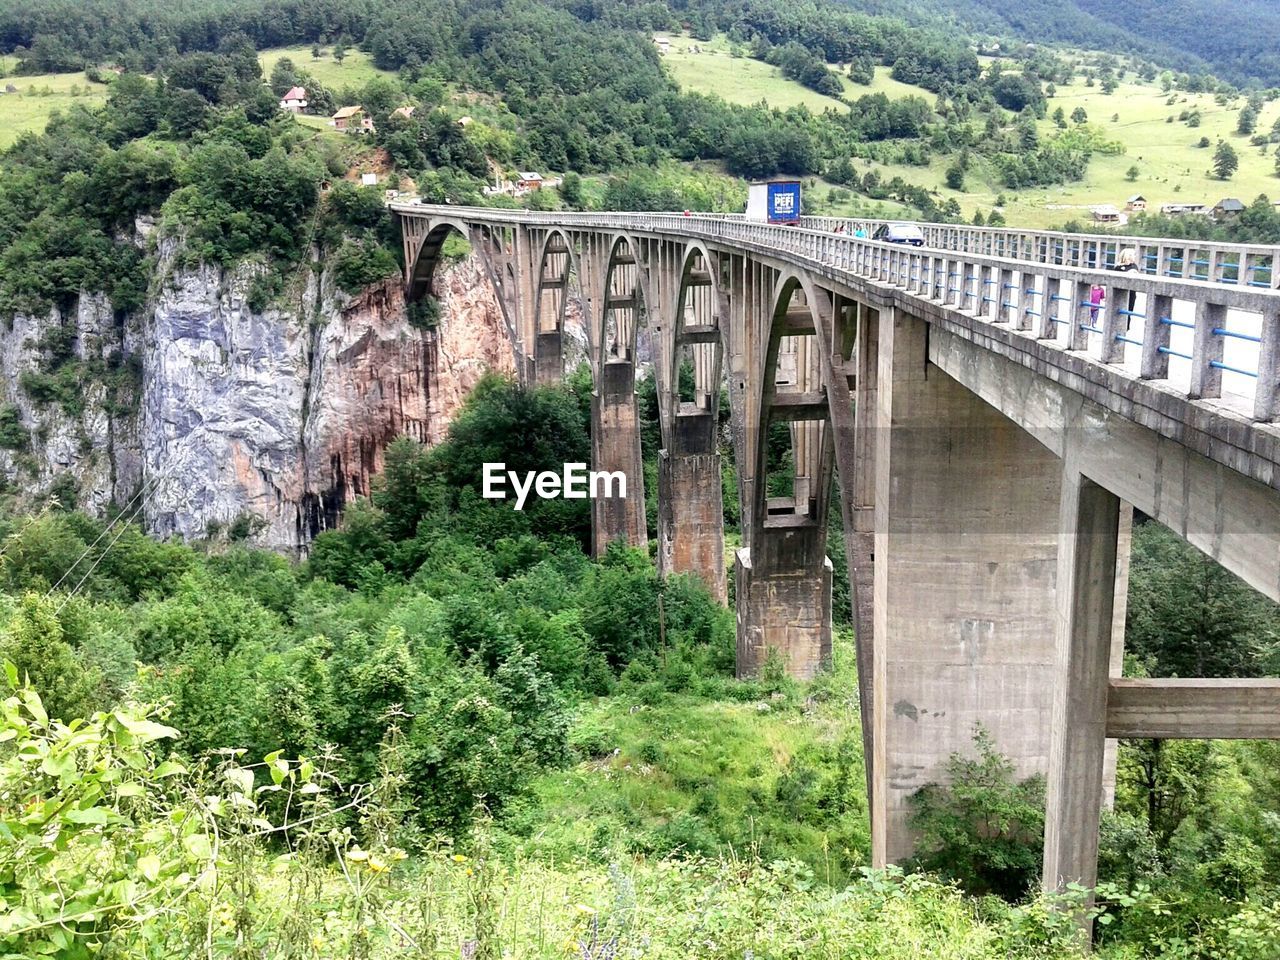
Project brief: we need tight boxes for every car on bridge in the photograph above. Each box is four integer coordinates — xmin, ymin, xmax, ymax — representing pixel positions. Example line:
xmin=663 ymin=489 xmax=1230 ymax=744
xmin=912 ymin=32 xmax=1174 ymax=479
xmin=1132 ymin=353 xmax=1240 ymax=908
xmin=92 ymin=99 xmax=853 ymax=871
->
xmin=872 ymin=222 xmax=925 ymax=246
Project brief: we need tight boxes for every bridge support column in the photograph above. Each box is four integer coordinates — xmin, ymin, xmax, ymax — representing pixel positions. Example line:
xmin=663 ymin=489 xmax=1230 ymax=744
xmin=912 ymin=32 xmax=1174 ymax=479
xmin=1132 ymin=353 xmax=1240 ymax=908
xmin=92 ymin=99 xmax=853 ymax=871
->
xmin=591 ymin=359 xmax=647 ymax=556
xmin=870 ymin=308 xmax=1065 ymax=865
xmin=658 ymin=413 xmax=726 ymax=602
xmin=1042 ymin=471 xmax=1122 ymax=908
xmin=735 ymin=531 xmax=832 ymax=680
xmin=534 ymin=331 xmax=562 ymax=386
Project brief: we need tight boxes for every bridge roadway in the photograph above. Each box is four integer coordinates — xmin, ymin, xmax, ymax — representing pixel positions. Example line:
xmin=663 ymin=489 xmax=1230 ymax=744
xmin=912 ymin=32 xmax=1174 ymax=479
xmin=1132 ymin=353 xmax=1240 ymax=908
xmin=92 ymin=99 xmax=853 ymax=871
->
xmin=393 ymin=202 xmax=1280 ymax=919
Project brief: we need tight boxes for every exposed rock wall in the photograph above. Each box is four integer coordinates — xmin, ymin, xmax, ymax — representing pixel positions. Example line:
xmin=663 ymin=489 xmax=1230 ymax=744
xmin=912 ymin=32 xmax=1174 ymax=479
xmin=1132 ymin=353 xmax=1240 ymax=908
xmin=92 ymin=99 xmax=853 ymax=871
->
xmin=0 ymin=247 xmax=513 ymax=553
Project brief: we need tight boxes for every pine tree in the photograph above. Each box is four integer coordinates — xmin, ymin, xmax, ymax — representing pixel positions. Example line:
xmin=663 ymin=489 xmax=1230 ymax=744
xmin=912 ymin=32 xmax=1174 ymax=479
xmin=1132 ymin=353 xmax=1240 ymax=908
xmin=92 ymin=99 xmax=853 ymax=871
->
xmin=1213 ymin=140 xmax=1239 ymax=180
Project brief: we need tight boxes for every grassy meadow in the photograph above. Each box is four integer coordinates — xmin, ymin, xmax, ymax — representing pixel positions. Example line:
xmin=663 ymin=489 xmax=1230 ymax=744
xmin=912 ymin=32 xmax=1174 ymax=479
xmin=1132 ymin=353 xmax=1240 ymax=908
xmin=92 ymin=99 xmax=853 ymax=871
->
xmin=657 ymin=32 xmax=923 ymax=113
xmin=0 ymin=70 xmax=109 ymax=149
xmin=660 ymin=34 xmax=1280 ymax=227
xmin=258 ymin=44 xmax=392 ymax=91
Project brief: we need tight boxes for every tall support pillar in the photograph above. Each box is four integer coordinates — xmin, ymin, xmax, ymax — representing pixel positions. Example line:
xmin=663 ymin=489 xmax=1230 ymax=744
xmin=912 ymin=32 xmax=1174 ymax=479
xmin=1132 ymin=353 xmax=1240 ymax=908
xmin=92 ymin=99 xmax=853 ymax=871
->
xmin=735 ymin=530 xmax=832 ymax=680
xmin=534 ymin=332 xmax=563 ymax=385
xmin=658 ymin=412 xmax=726 ymax=602
xmin=1042 ymin=471 xmax=1122 ymax=909
xmin=591 ymin=358 xmax=647 ymax=556
xmin=871 ymin=308 xmax=1064 ymax=865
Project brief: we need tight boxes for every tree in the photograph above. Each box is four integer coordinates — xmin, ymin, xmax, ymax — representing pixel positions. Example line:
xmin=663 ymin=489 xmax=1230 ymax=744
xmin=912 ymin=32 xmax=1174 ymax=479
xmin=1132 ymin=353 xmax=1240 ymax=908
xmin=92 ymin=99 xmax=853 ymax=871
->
xmin=945 ymin=163 xmax=965 ymax=191
xmin=333 ymin=39 xmax=347 ymax=65
xmin=0 ymin=593 xmax=101 ymax=723
xmin=906 ymin=728 xmax=1045 ymax=901
xmin=1238 ymin=106 xmax=1258 ymax=135
xmin=311 ymin=44 xmax=322 ymax=60
xmin=1126 ymin=164 xmax=1140 ymax=182
xmin=1070 ymin=106 xmax=1088 ymax=124
xmin=1052 ymin=106 xmax=1066 ymax=128
xmin=558 ymin=172 xmax=583 ymax=208
xmin=1213 ymin=140 xmax=1239 ymax=179
xmin=268 ymin=57 xmax=297 ymax=96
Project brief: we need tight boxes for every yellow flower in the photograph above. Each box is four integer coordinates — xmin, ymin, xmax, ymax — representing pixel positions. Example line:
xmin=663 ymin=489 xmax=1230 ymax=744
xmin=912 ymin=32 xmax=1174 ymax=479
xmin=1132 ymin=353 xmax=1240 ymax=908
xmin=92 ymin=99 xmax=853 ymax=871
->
xmin=451 ymin=854 xmax=468 ymax=863
xmin=368 ymin=856 xmax=387 ymax=874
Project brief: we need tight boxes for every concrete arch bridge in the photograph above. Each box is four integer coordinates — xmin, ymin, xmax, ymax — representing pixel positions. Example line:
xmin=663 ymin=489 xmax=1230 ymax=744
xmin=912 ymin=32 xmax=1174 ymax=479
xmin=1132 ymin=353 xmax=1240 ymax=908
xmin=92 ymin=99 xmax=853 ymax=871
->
xmin=393 ymin=202 xmax=1280 ymax=905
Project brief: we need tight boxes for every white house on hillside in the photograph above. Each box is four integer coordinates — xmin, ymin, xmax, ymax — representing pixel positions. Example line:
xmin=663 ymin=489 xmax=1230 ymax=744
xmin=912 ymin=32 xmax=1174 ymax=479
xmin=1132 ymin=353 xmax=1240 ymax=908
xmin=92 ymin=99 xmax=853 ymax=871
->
xmin=279 ymin=86 xmax=307 ymax=113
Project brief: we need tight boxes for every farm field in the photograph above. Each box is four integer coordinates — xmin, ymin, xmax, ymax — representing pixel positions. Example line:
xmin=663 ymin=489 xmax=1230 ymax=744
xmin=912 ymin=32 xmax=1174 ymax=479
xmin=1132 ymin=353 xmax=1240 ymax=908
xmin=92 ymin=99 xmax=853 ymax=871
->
xmin=657 ymin=32 xmax=924 ymax=113
xmin=0 ymin=70 xmax=109 ymax=149
xmin=258 ymin=45 xmax=392 ymax=91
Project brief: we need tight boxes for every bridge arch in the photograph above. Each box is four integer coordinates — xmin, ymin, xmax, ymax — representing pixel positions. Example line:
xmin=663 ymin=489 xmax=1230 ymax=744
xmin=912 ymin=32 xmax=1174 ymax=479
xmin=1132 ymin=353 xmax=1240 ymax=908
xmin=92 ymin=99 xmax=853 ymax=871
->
xmin=655 ymin=241 xmax=729 ymax=602
xmin=530 ymin=228 xmax=580 ymax=384
xmin=751 ymin=270 xmax=835 ymax=535
xmin=597 ymin=232 xmax=652 ymax=372
xmin=404 ymin=217 xmax=471 ymax=304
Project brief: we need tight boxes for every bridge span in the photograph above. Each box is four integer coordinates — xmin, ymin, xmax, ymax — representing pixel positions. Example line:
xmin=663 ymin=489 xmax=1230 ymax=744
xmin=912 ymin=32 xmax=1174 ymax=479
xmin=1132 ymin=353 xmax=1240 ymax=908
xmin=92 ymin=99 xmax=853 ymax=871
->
xmin=392 ymin=202 xmax=1280 ymax=907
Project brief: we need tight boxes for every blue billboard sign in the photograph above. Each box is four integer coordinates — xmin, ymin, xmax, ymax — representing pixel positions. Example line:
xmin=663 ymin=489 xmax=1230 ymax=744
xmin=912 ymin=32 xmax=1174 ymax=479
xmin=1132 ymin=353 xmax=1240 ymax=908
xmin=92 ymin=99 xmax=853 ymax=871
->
xmin=767 ymin=181 xmax=801 ymax=223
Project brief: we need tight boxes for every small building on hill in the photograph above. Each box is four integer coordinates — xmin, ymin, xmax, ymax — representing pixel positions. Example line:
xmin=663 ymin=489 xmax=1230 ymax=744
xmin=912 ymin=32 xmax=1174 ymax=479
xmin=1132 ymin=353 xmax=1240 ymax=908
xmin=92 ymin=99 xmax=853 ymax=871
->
xmin=1125 ymin=194 xmax=1147 ymax=213
xmin=515 ymin=172 xmax=544 ymax=195
xmin=654 ymin=37 xmax=671 ymax=55
xmin=1091 ymin=204 xmax=1125 ymax=225
xmin=331 ymin=106 xmax=374 ymax=133
xmin=279 ymin=86 xmax=307 ymax=113
xmin=391 ymin=105 xmax=415 ymax=121
xmin=1212 ymin=197 xmax=1245 ymax=220
xmin=1161 ymin=202 xmax=1208 ymax=217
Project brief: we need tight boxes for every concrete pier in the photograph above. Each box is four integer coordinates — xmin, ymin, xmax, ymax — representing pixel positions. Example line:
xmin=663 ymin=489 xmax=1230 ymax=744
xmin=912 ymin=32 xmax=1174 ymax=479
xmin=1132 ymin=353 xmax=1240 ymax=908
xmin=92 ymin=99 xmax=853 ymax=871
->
xmin=590 ymin=359 xmax=647 ymax=556
xmin=735 ymin=530 xmax=832 ymax=680
xmin=871 ymin=309 xmax=1064 ymax=865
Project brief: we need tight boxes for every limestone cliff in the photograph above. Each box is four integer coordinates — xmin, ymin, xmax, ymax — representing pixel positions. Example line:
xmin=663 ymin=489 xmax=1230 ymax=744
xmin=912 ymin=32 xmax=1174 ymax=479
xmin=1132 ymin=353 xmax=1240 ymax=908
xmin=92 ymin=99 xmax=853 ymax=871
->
xmin=0 ymin=246 xmax=516 ymax=552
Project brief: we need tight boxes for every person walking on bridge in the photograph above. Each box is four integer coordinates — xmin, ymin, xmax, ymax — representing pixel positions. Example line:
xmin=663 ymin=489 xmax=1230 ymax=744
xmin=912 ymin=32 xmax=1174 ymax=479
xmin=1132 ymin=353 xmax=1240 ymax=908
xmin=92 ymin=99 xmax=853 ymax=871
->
xmin=1111 ymin=247 xmax=1140 ymax=324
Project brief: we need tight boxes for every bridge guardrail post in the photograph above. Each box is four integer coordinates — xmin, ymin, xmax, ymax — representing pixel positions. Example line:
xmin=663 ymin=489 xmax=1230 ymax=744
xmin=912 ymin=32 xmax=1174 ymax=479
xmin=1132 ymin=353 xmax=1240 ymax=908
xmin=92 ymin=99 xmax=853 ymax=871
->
xmin=1097 ymin=285 xmax=1130 ymax=364
xmin=1068 ymin=280 xmax=1092 ymax=352
xmin=994 ymin=266 xmax=1014 ymax=325
xmin=1189 ymin=301 xmax=1227 ymax=399
xmin=1040 ymin=277 xmax=1062 ymax=340
xmin=1253 ymin=310 xmax=1280 ymax=421
xmin=1140 ymin=294 xmax=1173 ymax=381
xmin=1016 ymin=271 xmax=1035 ymax=333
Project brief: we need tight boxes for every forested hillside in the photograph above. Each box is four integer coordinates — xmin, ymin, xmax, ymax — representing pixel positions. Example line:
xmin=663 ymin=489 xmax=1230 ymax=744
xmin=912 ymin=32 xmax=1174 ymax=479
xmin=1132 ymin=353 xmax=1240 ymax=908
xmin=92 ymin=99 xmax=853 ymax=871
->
xmin=847 ymin=0 xmax=1280 ymax=87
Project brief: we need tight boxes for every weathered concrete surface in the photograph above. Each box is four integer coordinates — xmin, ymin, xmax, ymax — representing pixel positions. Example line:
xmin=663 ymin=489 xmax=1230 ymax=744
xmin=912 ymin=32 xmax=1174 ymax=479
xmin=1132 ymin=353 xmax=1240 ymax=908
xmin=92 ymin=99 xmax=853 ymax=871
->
xmin=1043 ymin=473 xmax=1121 ymax=898
xmin=534 ymin=331 xmax=563 ymax=386
xmin=871 ymin=310 xmax=1065 ymax=866
xmin=657 ymin=449 xmax=727 ymax=602
xmin=1106 ymin=679 xmax=1280 ymax=738
xmin=735 ymin=537 xmax=832 ymax=680
xmin=927 ymin=325 xmax=1280 ymax=604
xmin=590 ymin=359 xmax=647 ymax=556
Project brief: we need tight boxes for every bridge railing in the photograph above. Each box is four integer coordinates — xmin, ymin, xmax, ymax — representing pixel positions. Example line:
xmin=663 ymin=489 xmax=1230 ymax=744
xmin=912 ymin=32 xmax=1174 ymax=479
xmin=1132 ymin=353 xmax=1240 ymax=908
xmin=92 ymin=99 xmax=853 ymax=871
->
xmin=392 ymin=204 xmax=1280 ymax=423
xmin=797 ymin=216 xmax=1280 ymax=291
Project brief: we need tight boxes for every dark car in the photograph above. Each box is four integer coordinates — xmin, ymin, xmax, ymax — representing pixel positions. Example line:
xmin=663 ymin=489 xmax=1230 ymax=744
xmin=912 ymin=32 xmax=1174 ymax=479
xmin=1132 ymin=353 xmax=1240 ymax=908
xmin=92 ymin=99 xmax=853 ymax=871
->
xmin=872 ymin=222 xmax=925 ymax=246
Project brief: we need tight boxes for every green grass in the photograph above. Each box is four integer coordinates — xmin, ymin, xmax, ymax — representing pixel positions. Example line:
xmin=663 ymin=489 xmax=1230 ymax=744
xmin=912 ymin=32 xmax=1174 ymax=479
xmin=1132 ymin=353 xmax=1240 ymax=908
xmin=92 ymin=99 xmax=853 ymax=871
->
xmin=660 ymin=33 xmax=1280 ymax=227
xmin=258 ymin=45 xmax=393 ymax=93
xmin=658 ymin=32 xmax=925 ymax=114
xmin=853 ymin=75 xmax=1280 ymax=228
xmin=0 ymin=71 xmax=110 ymax=149
xmin=505 ymin=630 xmax=871 ymax=887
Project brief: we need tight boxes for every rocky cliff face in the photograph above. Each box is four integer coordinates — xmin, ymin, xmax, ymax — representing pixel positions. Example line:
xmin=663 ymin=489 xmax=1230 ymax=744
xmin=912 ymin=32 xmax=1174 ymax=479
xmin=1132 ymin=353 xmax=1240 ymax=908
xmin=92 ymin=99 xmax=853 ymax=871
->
xmin=0 ymin=244 xmax=517 ymax=553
